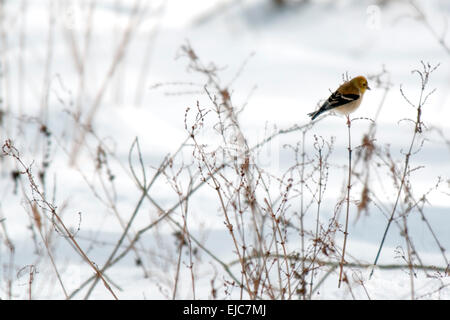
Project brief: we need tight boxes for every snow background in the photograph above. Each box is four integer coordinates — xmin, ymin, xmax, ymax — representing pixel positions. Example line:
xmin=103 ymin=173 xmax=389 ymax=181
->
xmin=0 ymin=0 xmax=449 ymax=299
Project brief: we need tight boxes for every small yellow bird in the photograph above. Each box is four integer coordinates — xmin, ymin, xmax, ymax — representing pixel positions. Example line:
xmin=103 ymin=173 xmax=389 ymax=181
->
xmin=308 ymin=76 xmax=370 ymax=121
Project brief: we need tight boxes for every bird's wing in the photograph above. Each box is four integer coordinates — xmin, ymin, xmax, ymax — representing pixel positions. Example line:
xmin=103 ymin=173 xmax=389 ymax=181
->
xmin=321 ymin=91 xmax=360 ymax=111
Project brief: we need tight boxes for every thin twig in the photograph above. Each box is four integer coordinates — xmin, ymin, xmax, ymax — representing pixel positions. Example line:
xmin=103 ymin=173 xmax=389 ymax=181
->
xmin=338 ymin=116 xmax=352 ymax=287
xmin=370 ymin=62 xmax=439 ymax=278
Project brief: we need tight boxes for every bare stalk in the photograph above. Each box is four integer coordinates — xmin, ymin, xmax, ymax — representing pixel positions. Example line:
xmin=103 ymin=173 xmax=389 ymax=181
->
xmin=69 ymin=0 xmax=143 ymax=166
xmin=309 ymin=135 xmax=324 ymax=297
xmin=299 ymin=130 xmax=307 ymax=299
xmin=338 ymin=115 xmax=352 ymax=288
xmin=410 ymin=0 xmax=450 ymax=55
xmin=370 ymin=62 xmax=439 ymax=278
xmin=191 ymin=134 xmax=254 ymax=299
xmin=2 ymin=140 xmax=118 ymax=300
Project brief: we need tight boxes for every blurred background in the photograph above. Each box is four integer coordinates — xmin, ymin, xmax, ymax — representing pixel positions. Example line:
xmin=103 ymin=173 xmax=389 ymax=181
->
xmin=0 ymin=0 xmax=449 ymax=299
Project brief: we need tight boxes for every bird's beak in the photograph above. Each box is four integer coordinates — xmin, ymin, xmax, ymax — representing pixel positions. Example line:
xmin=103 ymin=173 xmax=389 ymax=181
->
xmin=367 ymin=86 xmax=371 ymax=90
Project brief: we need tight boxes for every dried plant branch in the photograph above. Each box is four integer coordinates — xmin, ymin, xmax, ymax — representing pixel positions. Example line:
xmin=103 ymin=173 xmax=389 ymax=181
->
xmin=69 ymin=0 xmax=144 ymax=166
xmin=410 ymin=0 xmax=450 ymax=55
xmin=338 ymin=116 xmax=353 ymax=287
xmin=2 ymin=139 xmax=118 ymax=300
xmin=370 ymin=62 xmax=439 ymax=279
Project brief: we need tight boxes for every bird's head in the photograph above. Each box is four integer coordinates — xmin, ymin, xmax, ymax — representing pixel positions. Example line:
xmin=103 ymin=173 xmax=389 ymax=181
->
xmin=351 ymin=76 xmax=371 ymax=93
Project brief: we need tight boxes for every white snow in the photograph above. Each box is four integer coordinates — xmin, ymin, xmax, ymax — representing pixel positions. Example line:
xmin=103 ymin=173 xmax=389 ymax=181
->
xmin=0 ymin=0 xmax=449 ymax=300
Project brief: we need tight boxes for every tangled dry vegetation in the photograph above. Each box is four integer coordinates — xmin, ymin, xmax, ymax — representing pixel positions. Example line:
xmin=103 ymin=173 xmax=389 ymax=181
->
xmin=1 ymin=43 xmax=449 ymax=299
xmin=0 ymin=1 xmax=449 ymax=300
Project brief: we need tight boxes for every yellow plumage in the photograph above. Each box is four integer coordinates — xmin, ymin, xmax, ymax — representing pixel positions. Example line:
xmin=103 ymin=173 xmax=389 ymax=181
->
xmin=308 ymin=76 xmax=370 ymax=121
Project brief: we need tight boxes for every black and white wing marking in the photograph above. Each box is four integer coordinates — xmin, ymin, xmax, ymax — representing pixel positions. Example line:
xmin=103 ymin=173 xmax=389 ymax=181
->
xmin=308 ymin=91 xmax=360 ymax=120
xmin=322 ymin=91 xmax=360 ymax=111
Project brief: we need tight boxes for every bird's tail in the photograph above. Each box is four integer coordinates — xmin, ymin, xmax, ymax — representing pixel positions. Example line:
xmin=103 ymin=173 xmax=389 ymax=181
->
xmin=307 ymin=109 xmax=322 ymax=121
